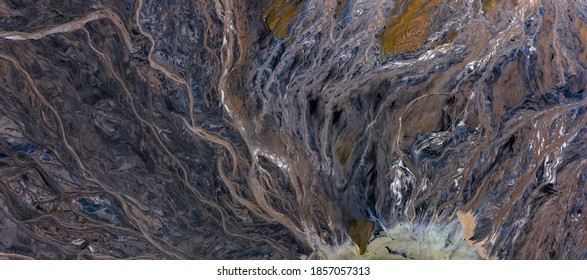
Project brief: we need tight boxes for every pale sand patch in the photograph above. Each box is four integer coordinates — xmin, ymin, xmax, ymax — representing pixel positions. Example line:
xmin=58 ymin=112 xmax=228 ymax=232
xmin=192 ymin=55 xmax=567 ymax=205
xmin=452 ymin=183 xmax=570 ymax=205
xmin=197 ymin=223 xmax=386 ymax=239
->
xmin=320 ymin=221 xmax=481 ymax=259
xmin=457 ymin=211 xmax=489 ymax=259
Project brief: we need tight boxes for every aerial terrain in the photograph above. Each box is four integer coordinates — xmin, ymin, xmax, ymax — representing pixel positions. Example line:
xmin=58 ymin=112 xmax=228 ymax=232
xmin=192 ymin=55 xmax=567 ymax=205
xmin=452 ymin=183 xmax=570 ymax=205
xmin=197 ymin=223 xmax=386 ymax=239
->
xmin=0 ymin=0 xmax=586 ymax=259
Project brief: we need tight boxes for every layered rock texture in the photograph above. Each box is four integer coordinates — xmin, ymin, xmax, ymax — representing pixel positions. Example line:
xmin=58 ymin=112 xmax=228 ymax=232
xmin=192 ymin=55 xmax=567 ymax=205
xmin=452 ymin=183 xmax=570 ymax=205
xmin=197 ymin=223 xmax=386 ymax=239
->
xmin=1 ymin=0 xmax=586 ymax=259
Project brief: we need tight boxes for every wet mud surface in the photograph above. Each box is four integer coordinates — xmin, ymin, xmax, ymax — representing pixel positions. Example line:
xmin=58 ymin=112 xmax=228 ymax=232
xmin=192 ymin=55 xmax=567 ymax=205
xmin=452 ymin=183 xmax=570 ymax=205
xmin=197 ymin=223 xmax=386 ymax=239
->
xmin=1 ymin=0 xmax=586 ymax=259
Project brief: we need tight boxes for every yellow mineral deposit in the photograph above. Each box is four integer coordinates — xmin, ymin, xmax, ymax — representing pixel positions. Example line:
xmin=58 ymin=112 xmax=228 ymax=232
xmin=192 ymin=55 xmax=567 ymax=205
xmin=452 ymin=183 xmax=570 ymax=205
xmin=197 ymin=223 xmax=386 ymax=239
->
xmin=264 ymin=0 xmax=304 ymax=38
xmin=483 ymin=0 xmax=498 ymax=13
xmin=380 ymin=0 xmax=443 ymax=54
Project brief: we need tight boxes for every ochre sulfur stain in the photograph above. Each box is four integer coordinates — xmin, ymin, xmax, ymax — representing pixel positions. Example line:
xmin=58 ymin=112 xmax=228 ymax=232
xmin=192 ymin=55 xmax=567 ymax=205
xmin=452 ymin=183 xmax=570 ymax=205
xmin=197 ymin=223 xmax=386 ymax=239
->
xmin=380 ymin=0 xmax=442 ymax=54
xmin=264 ymin=0 xmax=303 ymax=38
xmin=347 ymin=220 xmax=375 ymax=255
xmin=482 ymin=0 xmax=497 ymax=13
xmin=444 ymin=29 xmax=459 ymax=43
xmin=482 ymin=0 xmax=519 ymax=14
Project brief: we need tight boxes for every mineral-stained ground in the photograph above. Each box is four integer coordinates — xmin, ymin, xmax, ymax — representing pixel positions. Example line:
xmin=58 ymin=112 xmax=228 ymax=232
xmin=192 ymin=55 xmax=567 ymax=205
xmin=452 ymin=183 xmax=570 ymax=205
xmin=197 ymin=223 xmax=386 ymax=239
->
xmin=1 ymin=0 xmax=586 ymax=260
